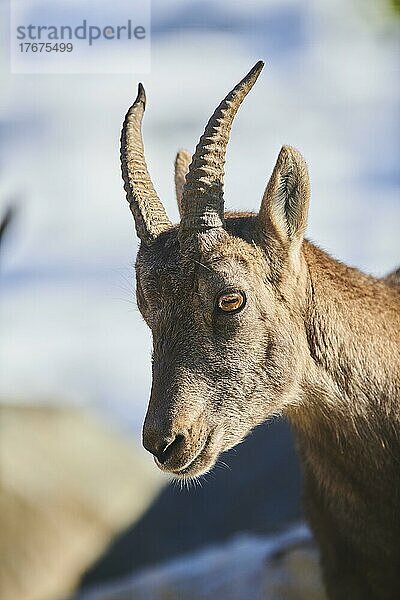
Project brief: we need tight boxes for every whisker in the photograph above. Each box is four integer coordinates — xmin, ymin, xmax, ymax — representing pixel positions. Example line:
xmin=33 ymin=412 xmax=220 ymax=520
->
xmin=194 ymin=260 xmax=213 ymax=273
xmin=218 ymin=460 xmax=231 ymax=471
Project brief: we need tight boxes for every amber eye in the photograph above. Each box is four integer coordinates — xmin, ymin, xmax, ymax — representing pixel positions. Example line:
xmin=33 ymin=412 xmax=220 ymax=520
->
xmin=217 ymin=291 xmax=246 ymax=314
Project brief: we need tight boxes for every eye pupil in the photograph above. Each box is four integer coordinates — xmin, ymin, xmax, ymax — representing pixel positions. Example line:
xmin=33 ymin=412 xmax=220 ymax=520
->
xmin=217 ymin=292 xmax=245 ymax=313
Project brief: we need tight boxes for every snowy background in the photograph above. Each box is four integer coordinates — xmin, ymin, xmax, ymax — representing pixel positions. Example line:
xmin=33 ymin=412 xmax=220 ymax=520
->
xmin=1 ymin=0 xmax=399 ymax=436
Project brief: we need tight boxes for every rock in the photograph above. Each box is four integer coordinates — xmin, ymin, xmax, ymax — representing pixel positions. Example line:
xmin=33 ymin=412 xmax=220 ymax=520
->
xmin=0 ymin=404 xmax=161 ymax=600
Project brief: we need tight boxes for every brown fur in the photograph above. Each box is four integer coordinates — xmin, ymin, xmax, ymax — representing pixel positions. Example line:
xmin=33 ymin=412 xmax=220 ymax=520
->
xmin=121 ymin=68 xmax=400 ymax=599
xmin=135 ymin=203 xmax=399 ymax=600
xmin=295 ymin=245 xmax=400 ymax=599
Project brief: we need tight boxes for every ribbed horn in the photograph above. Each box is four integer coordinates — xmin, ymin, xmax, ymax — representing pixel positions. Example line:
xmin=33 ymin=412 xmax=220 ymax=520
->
xmin=174 ymin=149 xmax=192 ymax=217
xmin=120 ymin=83 xmax=172 ymax=243
xmin=179 ymin=61 xmax=264 ymax=234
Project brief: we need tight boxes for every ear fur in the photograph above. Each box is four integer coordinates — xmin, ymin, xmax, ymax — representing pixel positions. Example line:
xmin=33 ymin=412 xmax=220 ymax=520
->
xmin=259 ymin=145 xmax=310 ymax=248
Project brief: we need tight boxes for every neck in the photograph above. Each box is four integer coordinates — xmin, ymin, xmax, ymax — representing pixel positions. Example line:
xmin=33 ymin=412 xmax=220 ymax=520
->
xmin=291 ymin=240 xmax=400 ymax=447
xmin=286 ymin=241 xmax=400 ymax=597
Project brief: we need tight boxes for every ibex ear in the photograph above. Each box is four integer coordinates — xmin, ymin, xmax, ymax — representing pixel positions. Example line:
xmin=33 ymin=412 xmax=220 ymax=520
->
xmin=258 ymin=145 xmax=310 ymax=251
xmin=174 ymin=149 xmax=191 ymax=217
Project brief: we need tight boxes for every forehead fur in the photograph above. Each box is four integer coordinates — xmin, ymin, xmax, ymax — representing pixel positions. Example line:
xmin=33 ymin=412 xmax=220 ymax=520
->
xmin=136 ymin=212 xmax=266 ymax=277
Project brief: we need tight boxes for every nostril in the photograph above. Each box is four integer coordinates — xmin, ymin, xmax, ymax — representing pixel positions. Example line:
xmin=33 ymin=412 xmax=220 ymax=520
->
xmin=157 ymin=433 xmax=185 ymax=465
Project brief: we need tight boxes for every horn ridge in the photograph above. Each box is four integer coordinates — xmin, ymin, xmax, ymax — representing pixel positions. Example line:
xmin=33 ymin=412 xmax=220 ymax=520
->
xmin=180 ymin=61 xmax=264 ymax=235
xmin=120 ymin=83 xmax=172 ymax=243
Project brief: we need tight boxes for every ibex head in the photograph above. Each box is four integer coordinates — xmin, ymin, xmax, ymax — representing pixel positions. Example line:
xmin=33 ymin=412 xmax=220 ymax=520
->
xmin=121 ymin=62 xmax=311 ymax=479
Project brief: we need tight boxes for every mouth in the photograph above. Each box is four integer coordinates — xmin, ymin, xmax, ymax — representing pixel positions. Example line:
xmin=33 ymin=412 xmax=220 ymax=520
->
xmin=155 ymin=433 xmax=217 ymax=479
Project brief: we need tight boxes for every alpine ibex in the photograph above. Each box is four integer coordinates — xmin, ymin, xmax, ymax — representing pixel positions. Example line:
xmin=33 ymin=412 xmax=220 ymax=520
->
xmin=120 ymin=62 xmax=400 ymax=599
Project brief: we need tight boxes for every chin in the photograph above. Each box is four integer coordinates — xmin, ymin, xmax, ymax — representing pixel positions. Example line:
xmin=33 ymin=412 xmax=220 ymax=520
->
xmin=171 ymin=456 xmax=216 ymax=480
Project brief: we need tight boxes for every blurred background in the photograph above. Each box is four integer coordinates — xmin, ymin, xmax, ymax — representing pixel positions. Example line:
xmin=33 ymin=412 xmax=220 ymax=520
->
xmin=1 ymin=1 xmax=399 ymax=599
